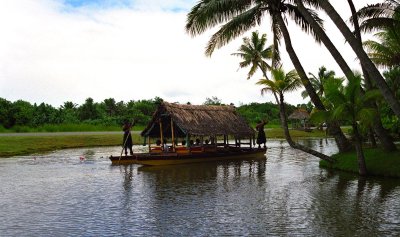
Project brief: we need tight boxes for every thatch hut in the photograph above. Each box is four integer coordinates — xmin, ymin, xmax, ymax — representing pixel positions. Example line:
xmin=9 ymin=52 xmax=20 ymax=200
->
xmin=141 ymin=102 xmax=255 ymax=151
xmin=288 ymin=109 xmax=311 ymax=131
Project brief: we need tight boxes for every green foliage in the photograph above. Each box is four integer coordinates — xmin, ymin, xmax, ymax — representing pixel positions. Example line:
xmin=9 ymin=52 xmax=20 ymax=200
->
xmin=320 ymin=147 xmax=400 ymax=178
xmin=0 ymin=96 xmax=296 ymax=132
xmin=236 ymin=102 xmax=296 ymax=126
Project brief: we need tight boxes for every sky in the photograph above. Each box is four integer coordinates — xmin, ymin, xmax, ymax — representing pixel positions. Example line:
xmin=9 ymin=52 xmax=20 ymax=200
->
xmin=0 ymin=0 xmax=378 ymax=107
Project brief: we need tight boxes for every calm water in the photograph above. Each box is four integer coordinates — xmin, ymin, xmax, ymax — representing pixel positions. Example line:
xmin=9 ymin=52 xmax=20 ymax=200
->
xmin=1 ymin=139 xmax=399 ymax=236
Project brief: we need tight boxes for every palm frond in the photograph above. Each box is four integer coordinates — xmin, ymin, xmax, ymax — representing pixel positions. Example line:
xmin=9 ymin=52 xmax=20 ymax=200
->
xmin=186 ymin=0 xmax=253 ymax=36
xmin=286 ymin=4 xmax=324 ymax=43
xmin=205 ymin=4 xmax=263 ymax=56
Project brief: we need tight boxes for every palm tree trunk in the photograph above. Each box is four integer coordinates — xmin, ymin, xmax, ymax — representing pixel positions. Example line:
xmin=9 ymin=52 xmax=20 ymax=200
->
xmin=352 ymin=123 xmax=368 ymax=176
xmin=296 ymin=0 xmax=353 ymax=78
xmin=368 ymin=127 xmax=377 ymax=148
xmin=348 ymin=0 xmax=397 ymax=151
xmin=278 ymin=93 xmax=334 ymax=163
xmin=275 ymin=13 xmax=351 ymax=152
xmin=318 ymin=0 xmax=400 ymax=118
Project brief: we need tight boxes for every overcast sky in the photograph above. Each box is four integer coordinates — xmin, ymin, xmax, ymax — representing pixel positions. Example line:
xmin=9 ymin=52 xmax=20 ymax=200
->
xmin=0 ymin=0 xmax=378 ymax=107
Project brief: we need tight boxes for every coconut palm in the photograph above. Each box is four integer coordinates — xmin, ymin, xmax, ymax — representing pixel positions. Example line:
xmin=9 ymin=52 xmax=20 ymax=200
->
xmin=355 ymin=0 xmax=400 ymax=33
xmin=301 ymin=66 xmax=337 ymax=99
xmin=321 ymin=74 xmax=382 ymax=175
xmin=317 ymin=0 xmax=400 ymax=118
xmin=186 ymin=0 xmax=352 ymax=152
xmin=257 ymin=67 xmax=333 ymax=162
xmin=232 ymin=31 xmax=280 ymax=102
xmin=347 ymin=0 xmax=397 ymax=151
xmin=363 ymin=28 xmax=400 ymax=69
xmin=232 ymin=31 xmax=274 ymax=80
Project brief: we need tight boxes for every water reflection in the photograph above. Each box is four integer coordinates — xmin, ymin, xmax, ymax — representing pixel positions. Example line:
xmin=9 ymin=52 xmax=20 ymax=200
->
xmin=0 ymin=140 xmax=399 ymax=236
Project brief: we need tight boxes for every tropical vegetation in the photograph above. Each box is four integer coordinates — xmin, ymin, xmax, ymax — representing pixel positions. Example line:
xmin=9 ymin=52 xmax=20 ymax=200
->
xmin=185 ymin=0 xmax=400 ymax=176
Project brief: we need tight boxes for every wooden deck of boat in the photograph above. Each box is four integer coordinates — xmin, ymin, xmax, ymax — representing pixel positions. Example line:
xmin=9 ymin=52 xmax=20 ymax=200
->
xmin=110 ymin=148 xmax=266 ymax=166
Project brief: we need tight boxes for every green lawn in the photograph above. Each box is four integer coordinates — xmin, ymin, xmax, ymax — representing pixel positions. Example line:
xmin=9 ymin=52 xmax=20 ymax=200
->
xmin=0 ymin=133 xmax=142 ymax=157
xmin=320 ymin=148 xmax=400 ymax=178
xmin=0 ymin=128 xmax=330 ymax=157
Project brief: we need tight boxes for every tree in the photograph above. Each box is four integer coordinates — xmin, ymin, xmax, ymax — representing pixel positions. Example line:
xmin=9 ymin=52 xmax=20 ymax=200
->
xmin=317 ymin=0 xmax=400 ymax=118
xmin=257 ymin=67 xmax=334 ymax=162
xmin=301 ymin=66 xmax=338 ymax=99
xmin=363 ymin=26 xmax=400 ymax=69
xmin=186 ymin=0 xmax=351 ymax=152
xmin=0 ymin=98 xmax=14 ymax=128
xmin=203 ymin=96 xmax=223 ymax=105
xmin=232 ymin=31 xmax=273 ymax=80
xmin=79 ymin=97 xmax=100 ymax=121
xmin=355 ymin=0 xmax=400 ymax=33
xmin=321 ymin=74 xmax=382 ymax=175
xmin=232 ymin=31 xmax=279 ymax=102
xmin=12 ymin=100 xmax=34 ymax=126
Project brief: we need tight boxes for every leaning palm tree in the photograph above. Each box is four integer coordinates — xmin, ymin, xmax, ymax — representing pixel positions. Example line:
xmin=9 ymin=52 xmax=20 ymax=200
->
xmin=186 ymin=0 xmax=351 ymax=152
xmin=257 ymin=67 xmax=334 ymax=162
xmin=347 ymin=0 xmax=398 ymax=151
xmin=317 ymin=0 xmax=400 ymax=118
xmin=321 ymin=74 xmax=382 ymax=175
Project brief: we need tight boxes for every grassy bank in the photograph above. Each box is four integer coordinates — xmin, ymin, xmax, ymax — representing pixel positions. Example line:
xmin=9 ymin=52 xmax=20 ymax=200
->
xmin=0 ymin=128 xmax=330 ymax=157
xmin=0 ymin=133 xmax=143 ymax=157
xmin=320 ymin=148 xmax=400 ymax=178
xmin=0 ymin=124 xmax=146 ymax=133
xmin=266 ymin=127 xmax=329 ymax=138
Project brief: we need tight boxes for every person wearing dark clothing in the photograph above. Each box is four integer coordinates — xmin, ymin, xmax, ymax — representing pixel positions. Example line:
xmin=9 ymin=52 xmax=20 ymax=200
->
xmin=122 ymin=120 xmax=135 ymax=156
xmin=256 ymin=120 xmax=267 ymax=148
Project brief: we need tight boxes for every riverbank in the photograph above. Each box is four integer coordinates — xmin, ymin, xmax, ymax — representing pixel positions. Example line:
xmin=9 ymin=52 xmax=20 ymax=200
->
xmin=0 ymin=128 xmax=328 ymax=157
xmin=0 ymin=133 xmax=142 ymax=157
xmin=320 ymin=148 xmax=400 ymax=178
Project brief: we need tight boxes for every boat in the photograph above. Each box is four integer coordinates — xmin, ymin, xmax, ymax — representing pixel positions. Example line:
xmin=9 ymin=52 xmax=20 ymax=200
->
xmin=110 ymin=102 xmax=266 ymax=166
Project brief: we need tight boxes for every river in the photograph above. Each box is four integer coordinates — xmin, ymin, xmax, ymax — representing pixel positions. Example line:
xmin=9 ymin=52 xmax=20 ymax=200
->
xmin=0 ymin=139 xmax=399 ymax=236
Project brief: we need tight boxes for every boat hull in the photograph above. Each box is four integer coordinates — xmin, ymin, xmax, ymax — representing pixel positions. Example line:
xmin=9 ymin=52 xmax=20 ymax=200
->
xmin=110 ymin=148 xmax=266 ymax=166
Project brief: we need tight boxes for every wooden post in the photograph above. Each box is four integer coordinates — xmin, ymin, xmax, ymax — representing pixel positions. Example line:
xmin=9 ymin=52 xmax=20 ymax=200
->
xmin=171 ymin=117 xmax=175 ymax=152
xmin=186 ymin=134 xmax=190 ymax=148
xmin=159 ymin=120 xmax=164 ymax=145
xmin=148 ymin=136 xmax=151 ymax=152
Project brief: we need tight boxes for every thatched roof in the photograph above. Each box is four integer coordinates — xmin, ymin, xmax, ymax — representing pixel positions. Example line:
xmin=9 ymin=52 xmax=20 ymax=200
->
xmin=288 ymin=109 xmax=310 ymax=120
xmin=141 ymin=102 xmax=255 ymax=138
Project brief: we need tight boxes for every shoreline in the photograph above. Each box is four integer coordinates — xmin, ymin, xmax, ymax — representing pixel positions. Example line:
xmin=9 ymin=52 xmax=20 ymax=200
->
xmin=0 ymin=129 xmax=330 ymax=158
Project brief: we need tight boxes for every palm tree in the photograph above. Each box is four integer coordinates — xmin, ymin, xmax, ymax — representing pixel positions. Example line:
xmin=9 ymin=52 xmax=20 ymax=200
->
xmin=232 ymin=31 xmax=274 ymax=80
xmin=317 ymin=0 xmax=400 ymax=118
xmin=355 ymin=0 xmax=400 ymax=32
xmin=232 ymin=31 xmax=279 ymax=102
xmin=321 ymin=74 xmax=382 ymax=176
xmin=186 ymin=0 xmax=351 ymax=152
xmin=257 ymin=67 xmax=334 ymax=162
xmin=348 ymin=0 xmax=398 ymax=151
xmin=301 ymin=66 xmax=337 ymax=99
xmin=363 ymin=29 xmax=400 ymax=69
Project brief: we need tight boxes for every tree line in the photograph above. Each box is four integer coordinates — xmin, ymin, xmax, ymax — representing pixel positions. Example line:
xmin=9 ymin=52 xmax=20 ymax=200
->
xmin=0 ymin=96 xmax=298 ymax=131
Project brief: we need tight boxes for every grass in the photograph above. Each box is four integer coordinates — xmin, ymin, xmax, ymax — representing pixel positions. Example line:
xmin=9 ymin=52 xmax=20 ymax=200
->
xmin=0 ymin=127 xmax=329 ymax=157
xmin=0 ymin=124 xmax=146 ymax=133
xmin=320 ymin=147 xmax=400 ymax=178
xmin=266 ymin=127 xmax=329 ymax=138
xmin=0 ymin=133 xmax=143 ymax=157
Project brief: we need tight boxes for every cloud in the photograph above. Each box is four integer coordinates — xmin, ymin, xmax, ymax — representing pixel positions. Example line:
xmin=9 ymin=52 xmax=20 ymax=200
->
xmin=0 ymin=0 xmax=377 ymax=108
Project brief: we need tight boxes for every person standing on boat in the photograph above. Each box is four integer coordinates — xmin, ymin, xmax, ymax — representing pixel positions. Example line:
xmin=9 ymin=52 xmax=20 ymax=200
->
xmin=122 ymin=120 xmax=135 ymax=156
xmin=256 ymin=119 xmax=268 ymax=148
